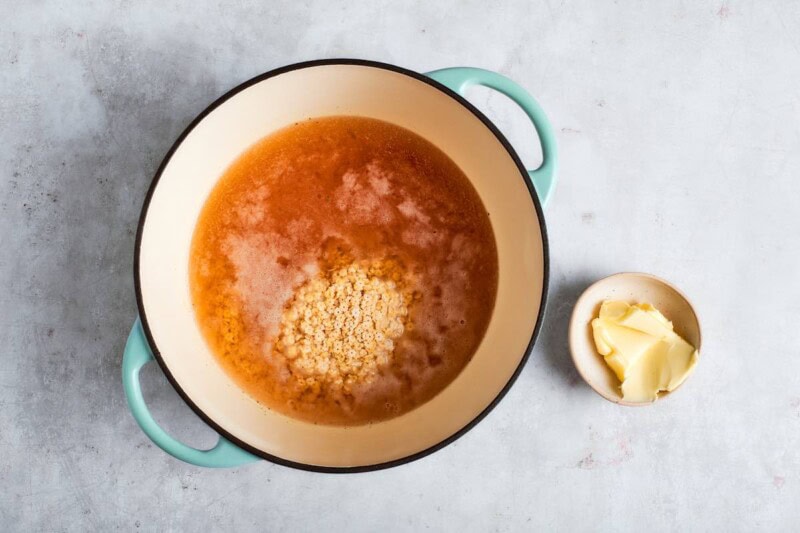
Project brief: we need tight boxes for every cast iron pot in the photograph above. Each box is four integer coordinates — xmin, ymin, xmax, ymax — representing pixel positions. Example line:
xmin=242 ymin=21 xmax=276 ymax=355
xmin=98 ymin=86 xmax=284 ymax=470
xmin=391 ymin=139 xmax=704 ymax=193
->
xmin=122 ymin=59 xmax=557 ymax=472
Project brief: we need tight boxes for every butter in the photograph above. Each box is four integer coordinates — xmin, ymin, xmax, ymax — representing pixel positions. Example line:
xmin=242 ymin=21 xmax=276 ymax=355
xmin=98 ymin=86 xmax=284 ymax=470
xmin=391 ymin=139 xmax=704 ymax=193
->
xmin=591 ymin=301 xmax=698 ymax=402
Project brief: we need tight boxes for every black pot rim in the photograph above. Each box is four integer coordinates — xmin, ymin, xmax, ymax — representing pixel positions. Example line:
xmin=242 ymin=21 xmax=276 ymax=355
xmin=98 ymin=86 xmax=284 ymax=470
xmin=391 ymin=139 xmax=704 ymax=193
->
xmin=133 ymin=58 xmax=550 ymax=473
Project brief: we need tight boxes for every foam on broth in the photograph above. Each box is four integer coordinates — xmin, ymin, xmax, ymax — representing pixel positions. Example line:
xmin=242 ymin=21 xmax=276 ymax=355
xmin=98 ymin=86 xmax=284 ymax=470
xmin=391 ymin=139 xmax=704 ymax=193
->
xmin=190 ymin=116 xmax=498 ymax=425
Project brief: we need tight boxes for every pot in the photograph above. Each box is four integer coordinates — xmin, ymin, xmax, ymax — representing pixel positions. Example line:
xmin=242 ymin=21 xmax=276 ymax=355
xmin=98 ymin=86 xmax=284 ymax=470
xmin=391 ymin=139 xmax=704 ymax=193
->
xmin=122 ymin=59 xmax=556 ymax=472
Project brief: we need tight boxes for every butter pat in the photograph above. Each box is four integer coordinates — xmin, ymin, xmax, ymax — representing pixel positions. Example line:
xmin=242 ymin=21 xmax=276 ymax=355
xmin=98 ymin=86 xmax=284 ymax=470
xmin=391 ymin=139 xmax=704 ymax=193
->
xmin=591 ymin=301 xmax=698 ymax=402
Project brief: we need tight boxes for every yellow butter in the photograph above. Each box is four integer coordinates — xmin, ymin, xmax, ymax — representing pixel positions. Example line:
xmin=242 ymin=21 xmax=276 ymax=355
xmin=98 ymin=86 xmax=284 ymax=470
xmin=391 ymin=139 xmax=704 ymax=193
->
xmin=591 ymin=319 xmax=659 ymax=381
xmin=590 ymin=301 xmax=698 ymax=402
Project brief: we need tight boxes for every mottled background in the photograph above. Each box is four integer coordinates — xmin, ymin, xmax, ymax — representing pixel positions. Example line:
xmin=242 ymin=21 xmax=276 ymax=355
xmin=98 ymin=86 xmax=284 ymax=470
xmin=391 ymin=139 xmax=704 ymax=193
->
xmin=1 ymin=1 xmax=799 ymax=531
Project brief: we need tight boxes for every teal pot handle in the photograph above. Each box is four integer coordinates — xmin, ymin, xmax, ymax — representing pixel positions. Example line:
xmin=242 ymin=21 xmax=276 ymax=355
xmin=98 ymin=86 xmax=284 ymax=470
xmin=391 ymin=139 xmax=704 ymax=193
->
xmin=122 ymin=318 xmax=260 ymax=467
xmin=425 ymin=67 xmax=557 ymax=207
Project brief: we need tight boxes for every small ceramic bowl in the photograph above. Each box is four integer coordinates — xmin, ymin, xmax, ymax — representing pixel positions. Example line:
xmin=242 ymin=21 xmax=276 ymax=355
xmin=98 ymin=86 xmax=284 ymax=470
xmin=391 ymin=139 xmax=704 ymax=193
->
xmin=568 ymin=272 xmax=702 ymax=406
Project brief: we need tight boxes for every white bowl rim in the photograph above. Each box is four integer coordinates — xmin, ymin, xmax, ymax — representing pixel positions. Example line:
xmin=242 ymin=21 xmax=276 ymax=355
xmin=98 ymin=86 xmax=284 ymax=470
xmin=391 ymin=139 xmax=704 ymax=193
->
xmin=568 ymin=271 xmax=702 ymax=407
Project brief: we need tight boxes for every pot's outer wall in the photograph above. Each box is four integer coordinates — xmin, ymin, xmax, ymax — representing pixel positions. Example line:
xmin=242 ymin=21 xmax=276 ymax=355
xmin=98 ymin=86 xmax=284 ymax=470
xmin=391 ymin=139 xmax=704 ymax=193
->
xmin=134 ymin=60 xmax=550 ymax=470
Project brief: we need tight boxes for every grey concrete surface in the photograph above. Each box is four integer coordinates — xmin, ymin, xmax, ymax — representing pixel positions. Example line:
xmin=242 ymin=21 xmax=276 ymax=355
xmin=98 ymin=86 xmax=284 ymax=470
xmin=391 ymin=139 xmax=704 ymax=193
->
xmin=2 ymin=1 xmax=799 ymax=531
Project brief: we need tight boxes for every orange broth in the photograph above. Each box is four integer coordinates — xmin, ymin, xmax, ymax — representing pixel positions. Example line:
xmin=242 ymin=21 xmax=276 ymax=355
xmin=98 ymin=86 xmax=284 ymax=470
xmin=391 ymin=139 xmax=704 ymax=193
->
xmin=190 ymin=116 xmax=498 ymax=425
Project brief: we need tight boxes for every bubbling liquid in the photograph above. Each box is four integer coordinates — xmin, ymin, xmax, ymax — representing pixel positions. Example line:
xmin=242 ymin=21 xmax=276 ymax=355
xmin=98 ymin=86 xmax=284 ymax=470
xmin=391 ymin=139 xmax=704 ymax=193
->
xmin=190 ymin=116 xmax=498 ymax=425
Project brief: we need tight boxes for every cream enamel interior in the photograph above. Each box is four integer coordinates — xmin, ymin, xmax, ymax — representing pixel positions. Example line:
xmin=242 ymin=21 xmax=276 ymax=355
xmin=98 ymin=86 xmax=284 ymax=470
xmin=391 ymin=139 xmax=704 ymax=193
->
xmin=138 ymin=64 xmax=545 ymax=468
